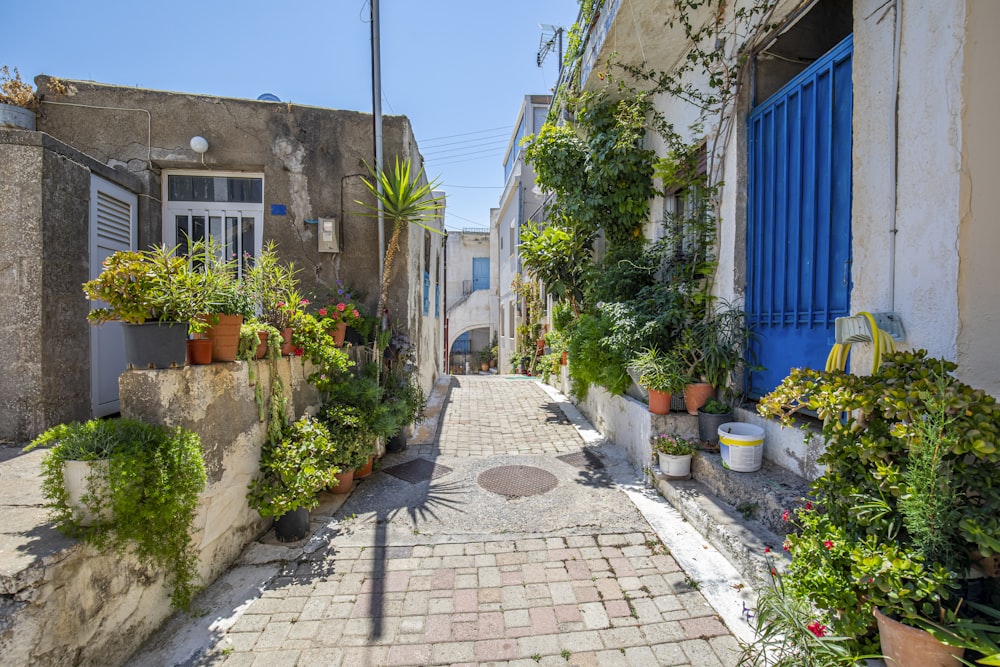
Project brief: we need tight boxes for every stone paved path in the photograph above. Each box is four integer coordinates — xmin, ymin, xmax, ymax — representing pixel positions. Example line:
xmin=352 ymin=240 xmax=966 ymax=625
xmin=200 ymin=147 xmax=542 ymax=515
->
xmin=136 ymin=376 xmax=741 ymax=667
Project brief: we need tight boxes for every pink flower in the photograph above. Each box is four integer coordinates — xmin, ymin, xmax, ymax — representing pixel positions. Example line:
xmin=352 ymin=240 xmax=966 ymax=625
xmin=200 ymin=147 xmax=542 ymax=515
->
xmin=807 ymin=621 xmax=827 ymax=638
xmin=824 ymin=540 xmax=834 ymax=550
xmin=782 ymin=510 xmax=790 ymax=522
xmin=318 ymin=308 xmax=327 ymax=317
xmin=352 ymin=309 xmax=359 ymax=318
xmin=277 ymin=301 xmax=285 ymax=308
xmin=336 ymin=303 xmax=346 ymax=312
xmin=783 ymin=540 xmax=791 ymax=552
xmin=299 ymin=298 xmax=309 ymax=306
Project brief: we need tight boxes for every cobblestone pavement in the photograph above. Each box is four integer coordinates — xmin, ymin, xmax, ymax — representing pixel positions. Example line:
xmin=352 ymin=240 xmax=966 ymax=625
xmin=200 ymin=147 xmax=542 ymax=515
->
xmin=138 ymin=376 xmax=740 ymax=667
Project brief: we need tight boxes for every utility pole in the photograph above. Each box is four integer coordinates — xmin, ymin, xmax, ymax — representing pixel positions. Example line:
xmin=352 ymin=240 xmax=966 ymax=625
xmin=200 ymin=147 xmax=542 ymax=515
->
xmin=371 ymin=0 xmax=385 ymax=287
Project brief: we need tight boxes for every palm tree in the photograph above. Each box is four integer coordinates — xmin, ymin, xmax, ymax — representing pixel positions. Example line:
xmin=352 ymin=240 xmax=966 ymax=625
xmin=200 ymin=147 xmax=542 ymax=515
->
xmin=358 ymin=156 xmax=445 ymax=334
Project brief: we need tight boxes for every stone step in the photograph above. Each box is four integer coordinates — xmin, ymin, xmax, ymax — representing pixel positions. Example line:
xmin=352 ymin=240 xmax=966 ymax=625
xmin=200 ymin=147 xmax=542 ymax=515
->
xmin=652 ymin=451 xmax=810 ymax=585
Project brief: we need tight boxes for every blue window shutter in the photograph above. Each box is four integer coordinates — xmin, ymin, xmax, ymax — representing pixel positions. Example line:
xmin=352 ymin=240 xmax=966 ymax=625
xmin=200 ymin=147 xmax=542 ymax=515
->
xmin=423 ymin=271 xmax=430 ymax=316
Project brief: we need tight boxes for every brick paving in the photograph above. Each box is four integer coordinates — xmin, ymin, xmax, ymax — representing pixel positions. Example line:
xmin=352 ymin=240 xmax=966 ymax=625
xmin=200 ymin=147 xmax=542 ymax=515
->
xmin=175 ymin=376 xmax=740 ymax=666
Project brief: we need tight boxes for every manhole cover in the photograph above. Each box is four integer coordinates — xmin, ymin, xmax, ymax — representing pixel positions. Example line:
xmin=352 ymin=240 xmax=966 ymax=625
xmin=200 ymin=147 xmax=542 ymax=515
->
xmin=478 ymin=465 xmax=558 ymax=498
xmin=556 ymin=450 xmax=605 ymax=470
xmin=382 ymin=458 xmax=453 ymax=484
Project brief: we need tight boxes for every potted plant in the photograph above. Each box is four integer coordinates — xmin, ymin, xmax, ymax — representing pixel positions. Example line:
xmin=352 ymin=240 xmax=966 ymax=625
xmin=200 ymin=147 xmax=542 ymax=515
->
xmin=651 ymin=433 xmax=697 ymax=477
xmin=83 ymin=245 xmax=204 ymax=369
xmin=0 ymin=65 xmax=39 ymax=130
xmin=246 ymin=416 xmax=341 ymax=542
xmin=697 ymin=397 xmax=733 ymax=446
xmin=192 ymin=242 xmax=253 ymax=362
xmin=245 ymin=241 xmax=301 ymax=353
xmin=25 ymin=418 xmax=206 ymax=609
xmin=478 ymin=346 xmax=493 ymax=372
xmin=629 ymin=347 xmax=687 ymax=415
xmin=238 ymin=319 xmax=282 ymax=361
xmin=676 ymin=306 xmax=750 ymax=414
xmin=755 ymin=351 xmax=1000 ymax=661
xmin=318 ymin=404 xmax=376 ymax=493
xmin=316 ymin=280 xmax=364 ymax=347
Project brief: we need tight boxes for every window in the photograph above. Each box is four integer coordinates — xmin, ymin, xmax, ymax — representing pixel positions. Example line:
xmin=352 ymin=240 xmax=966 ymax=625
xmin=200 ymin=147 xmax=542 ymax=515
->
xmin=163 ymin=172 xmax=264 ymax=277
xmin=509 ymin=220 xmax=517 ymax=258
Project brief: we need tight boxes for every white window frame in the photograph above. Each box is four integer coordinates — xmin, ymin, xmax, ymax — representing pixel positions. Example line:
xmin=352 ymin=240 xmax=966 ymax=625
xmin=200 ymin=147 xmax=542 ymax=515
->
xmin=161 ymin=170 xmax=265 ymax=277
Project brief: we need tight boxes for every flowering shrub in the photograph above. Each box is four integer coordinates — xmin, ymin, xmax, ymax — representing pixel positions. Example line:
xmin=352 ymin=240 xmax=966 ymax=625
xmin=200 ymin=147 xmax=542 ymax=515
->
xmin=317 ymin=281 xmax=363 ymax=328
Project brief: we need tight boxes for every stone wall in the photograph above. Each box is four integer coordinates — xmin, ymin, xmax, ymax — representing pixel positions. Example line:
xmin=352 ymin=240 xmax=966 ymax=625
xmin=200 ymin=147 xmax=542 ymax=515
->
xmin=0 ymin=359 xmax=318 ymax=667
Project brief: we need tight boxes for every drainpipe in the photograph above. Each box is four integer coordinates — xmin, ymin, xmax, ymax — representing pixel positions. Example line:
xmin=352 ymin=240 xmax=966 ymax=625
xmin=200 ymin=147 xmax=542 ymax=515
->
xmin=443 ymin=233 xmax=449 ymax=374
xmin=888 ymin=0 xmax=902 ymax=312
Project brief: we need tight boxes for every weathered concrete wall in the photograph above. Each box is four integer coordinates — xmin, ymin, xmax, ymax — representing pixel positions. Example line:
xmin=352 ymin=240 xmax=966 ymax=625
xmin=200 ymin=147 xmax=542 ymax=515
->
xmin=0 ymin=129 xmax=140 ymax=440
xmin=0 ymin=359 xmax=319 ymax=667
xmin=957 ymin=0 xmax=1000 ymax=396
xmin=32 ymin=77 xmax=442 ymax=396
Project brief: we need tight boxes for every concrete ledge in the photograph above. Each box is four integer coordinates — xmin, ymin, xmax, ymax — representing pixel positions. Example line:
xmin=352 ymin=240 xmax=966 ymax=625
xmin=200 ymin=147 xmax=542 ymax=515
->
xmin=0 ymin=358 xmax=320 ymax=667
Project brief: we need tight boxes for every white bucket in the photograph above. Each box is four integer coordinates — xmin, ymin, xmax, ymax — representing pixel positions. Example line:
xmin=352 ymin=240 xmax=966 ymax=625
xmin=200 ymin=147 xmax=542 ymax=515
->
xmin=718 ymin=422 xmax=764 ymax=472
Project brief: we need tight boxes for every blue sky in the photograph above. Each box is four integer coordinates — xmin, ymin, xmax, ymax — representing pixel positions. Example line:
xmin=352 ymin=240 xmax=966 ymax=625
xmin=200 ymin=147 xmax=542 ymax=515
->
xmin=1 ymin=0 xmax=579 ymax=230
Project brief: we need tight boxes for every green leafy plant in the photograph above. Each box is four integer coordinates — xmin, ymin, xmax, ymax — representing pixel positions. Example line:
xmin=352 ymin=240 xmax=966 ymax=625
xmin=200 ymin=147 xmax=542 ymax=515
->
xmin=247 ymin=416 xmax=341 ymax=518
xmin=629 ymin=347 xmax=688 ymax=393
xmin=26 ymin=419 xmax=206 ymax=610
xmin=651 ymin=433 xmax=698 ymax=456
xmin=357 ymin=158 xmax=445 ymax=328
xmin=83 ymin=245 xmax=205 ymax=325
xmin=237 ymin=320 xmax=282 ymax=362
xmin=289 ymin=310 xmax=354 ymax=375
xmin=245 ymin=241 xmax=301 ymax=331
xmin=759 ymin=351 xmax=1000 ymax=654
xmin=700 ymin=398 xmax=732 ymax=414
xmin=518 ymin=219 xmax=592 ymax=314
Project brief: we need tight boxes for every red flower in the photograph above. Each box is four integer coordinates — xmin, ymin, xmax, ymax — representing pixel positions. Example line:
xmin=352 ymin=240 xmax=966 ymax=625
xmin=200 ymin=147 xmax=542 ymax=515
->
xmin=294 ymin=347 xmax=304 ymax=357
xmin=805 ymin=501 xmax=813 ymax=510
xmin=807 ymin=621 xmax=827 ymax=638
xmin=782 ymin=510 xmax=790 ymax=522
xmin=277 ymin=301 xmax=286 ymax=308
xmin=824 ymin=540 xmax=833 ymax=550
xmin=764 ymin=547 xmax=771 ymax=554
xmin=336 ymin=303 xmax=347 ymax=312
xmin=783 ymin=540 xmax=791 ymax=552
xmin=318 ymin=308 xmax=327 ymax=317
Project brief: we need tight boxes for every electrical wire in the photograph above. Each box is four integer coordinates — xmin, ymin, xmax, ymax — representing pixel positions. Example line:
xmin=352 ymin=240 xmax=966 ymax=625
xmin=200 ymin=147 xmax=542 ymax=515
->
xmin=421 ymin=125 xmax=510 ymax=143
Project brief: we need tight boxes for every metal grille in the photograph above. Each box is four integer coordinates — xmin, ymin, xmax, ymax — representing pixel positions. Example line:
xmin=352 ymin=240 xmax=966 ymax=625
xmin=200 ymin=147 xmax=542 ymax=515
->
xmin=382 ymin=458 xmax=453 ymax=484
xmin=555 ymin=450 xmax=605 ymax=470
xmin=477 ymin=466 xmax=558 ymax=498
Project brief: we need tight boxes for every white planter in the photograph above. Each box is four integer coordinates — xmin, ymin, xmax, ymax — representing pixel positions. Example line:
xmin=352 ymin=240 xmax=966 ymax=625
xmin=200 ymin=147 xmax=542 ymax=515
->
xmin=63 ymin=459 xmax=110 ymax=526
xmin=718 ymin=422 xmax=764 ymax=472
xmin=657 ymin=452 xmax=692 ymax=477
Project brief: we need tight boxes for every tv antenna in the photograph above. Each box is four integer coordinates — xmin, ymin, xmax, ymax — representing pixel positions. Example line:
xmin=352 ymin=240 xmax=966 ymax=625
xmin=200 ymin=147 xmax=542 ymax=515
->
xmin=536 ymin=24 xmax=564 ymax=69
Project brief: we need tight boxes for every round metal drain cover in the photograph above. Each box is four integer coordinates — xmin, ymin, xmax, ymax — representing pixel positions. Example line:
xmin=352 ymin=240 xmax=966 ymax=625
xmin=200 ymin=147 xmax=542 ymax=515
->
xmin=478 ymin=465 xmax=558 ymax=498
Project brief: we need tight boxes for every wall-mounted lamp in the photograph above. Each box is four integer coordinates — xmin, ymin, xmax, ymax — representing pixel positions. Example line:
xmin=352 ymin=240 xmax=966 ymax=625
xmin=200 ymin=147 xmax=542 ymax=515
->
xmin=190 ymin=136 xmax=209 ymax=154
xmin=190 ymin=136 xmax=209 ymax=165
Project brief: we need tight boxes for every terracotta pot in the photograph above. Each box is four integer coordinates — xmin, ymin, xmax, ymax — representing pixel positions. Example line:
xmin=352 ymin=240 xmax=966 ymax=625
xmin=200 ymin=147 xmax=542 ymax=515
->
xmin=254 ymin=331 xmax=268 ymax=359
xmin=683 ymin=382 xmax=715 ymax=415
xmin=480 ymin=363 xmax=489 ymax=372
xmin=647 ymin=389 xmax=671 ymax=415
xmin=354 ymin=455 xmax=374 ymax=479
xmin=280 ymin=327 xmax=295 ymax=355
xmin=330 ymin=468 xmax=354 ymax=494
xmin=331 ymin=321 xmax=347 ymax=347
xmin=187 ymin=338 xmax=213 ymax=365
xmin=203 ymin=313 xmax=244 ymax=362
xmin=874 ymin=608 xmax=965 ymax=667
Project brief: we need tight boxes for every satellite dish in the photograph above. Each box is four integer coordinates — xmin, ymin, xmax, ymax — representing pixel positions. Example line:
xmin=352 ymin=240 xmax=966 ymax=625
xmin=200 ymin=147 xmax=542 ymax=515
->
xmin=257 ymin=93 xmax=281 ymax=102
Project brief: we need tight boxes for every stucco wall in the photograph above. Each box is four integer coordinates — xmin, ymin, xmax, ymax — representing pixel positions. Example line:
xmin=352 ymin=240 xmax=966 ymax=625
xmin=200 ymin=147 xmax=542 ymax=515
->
xmin=0 ymin=359 xmax=318 ymax=667
xmin=31 ymin=77 xmax=441 ymax=396
xmin=0 ymin=130 xmax=140 ymax=440
xmin=957 ymin=0 xmax=1000 ymax=396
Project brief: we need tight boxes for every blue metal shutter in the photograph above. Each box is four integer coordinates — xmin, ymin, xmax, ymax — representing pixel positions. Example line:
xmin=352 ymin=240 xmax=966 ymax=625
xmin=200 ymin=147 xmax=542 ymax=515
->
xmin=746 ymin=34 xmax=853 ymax=396
xmin=423 ymin=271 xmax=430 ymax=316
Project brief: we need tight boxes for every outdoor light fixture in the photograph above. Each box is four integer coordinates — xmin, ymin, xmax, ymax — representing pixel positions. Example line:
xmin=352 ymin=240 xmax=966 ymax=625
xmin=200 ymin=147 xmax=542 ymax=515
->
xmin=189 ymin=136 xmax=209 ymax=154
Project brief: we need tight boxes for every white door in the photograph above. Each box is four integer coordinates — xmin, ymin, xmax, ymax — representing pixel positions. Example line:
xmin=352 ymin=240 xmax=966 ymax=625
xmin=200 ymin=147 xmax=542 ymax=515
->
xmin=89 ymin=176 xmax=137 ymax=417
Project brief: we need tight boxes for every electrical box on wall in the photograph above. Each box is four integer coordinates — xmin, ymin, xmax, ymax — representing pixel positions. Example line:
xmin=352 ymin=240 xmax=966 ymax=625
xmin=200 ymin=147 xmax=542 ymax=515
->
xmin=318 ymin=217 xmax=339 ymax=253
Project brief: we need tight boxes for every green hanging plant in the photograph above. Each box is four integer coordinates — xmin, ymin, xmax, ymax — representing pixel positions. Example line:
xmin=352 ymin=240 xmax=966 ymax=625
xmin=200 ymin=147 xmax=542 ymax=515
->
xmin=25 ymin=419 xmax=207 ymax=610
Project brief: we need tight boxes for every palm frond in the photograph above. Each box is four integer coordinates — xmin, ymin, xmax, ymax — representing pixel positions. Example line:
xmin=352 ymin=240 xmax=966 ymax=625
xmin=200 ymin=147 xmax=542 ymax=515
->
xmin=358 ymin=158 xmax=445 ymax=234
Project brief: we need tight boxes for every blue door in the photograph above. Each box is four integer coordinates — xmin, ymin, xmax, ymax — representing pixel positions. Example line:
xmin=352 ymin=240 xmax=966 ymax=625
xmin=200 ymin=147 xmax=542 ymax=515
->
xmin=747 ymin=34 xmax=853 ymax=396
xmin=472 ymin=257 xmax=490 ymax=291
